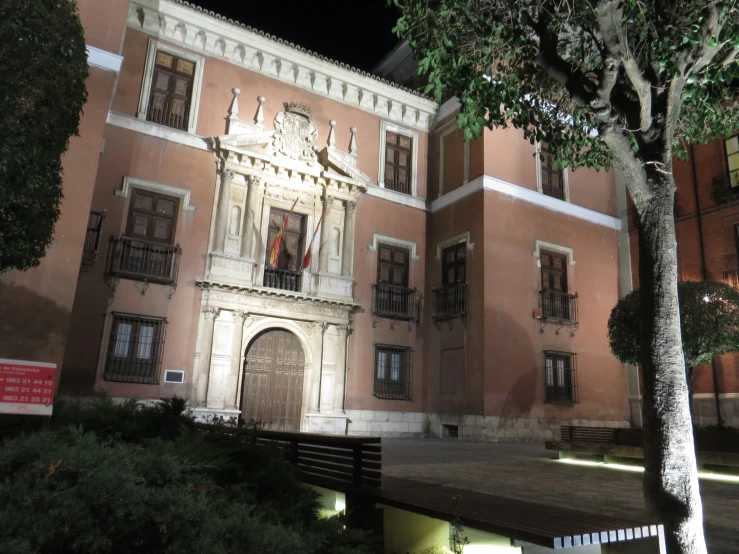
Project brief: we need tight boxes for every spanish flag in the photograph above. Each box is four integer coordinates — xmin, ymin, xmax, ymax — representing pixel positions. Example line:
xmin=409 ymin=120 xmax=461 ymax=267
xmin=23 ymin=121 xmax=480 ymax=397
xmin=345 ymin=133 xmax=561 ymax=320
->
xmin=268 ymin=197 xmax=299 ymax=269
xmin=301 ymin=206 xmax=327 ymax=270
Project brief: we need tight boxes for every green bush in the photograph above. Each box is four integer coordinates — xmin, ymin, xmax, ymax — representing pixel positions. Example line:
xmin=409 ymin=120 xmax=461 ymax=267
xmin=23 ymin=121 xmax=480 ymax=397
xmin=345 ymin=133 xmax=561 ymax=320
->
xmin=0 ymin=398 xmax=375 ymax=554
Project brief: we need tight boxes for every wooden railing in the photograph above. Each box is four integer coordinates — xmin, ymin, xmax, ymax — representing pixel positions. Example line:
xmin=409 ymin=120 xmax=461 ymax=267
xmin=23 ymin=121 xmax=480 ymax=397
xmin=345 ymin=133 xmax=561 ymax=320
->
xmin=197 ymin=424 xmax=382 ymax=489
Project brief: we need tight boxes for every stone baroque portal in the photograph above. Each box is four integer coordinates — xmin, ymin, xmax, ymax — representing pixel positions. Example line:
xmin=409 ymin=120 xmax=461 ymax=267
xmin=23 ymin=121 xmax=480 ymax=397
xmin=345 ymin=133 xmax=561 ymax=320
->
xmin=192 ymin=93 xmax=370 ymax=434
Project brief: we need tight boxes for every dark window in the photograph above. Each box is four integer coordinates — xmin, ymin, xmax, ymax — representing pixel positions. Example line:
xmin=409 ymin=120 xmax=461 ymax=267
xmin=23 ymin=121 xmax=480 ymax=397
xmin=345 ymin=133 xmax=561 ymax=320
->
xmin=147 ymin=51 xmax=195 ymax=131
xmin=104 ymin=313 xmax=167 ymax=383
xmin=544 ymin=351 xmax=578 ymax=404
xmin=442 ymin=242 xmax=466 ymax=285
xmin=540 ymin=250 xmax=567 ymax=293
xmin=726 ymin=135 xmax=739 ymax=188
xmin=540 ymin=147 xmax=565 ymax=200
xmin=384 ymin=131 xmax=413 ymax=195
xmin=374 ymin=345 xmax=412 ymax=400
xmin=378 ymin=244 xmax=409 ymax=287
xmin=263 ymin=208 xmax=306 ymax=292
xmin=126 ymin=189 xmax=178 ymax=244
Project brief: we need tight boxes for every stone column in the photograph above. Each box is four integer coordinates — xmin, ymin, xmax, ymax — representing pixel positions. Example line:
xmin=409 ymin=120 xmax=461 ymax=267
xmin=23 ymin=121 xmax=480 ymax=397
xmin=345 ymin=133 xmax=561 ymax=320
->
xmin=308 ymin=322 xmax=328 ymax=412
xmin=227 ymin=311 xmax=246 ymax=410
xmin=335 ymin=324 xmax=351 ymax=412
xmin=195 ymin=306 xmax=219 ymax=406
xmin=240 ymin=176 xmax=262 ymax=260
xmin=341 ymin=201 xmax=357 ymax=278
xmin=318 ymin=196 xmax=334 ymax=274
xmin=214 ymin=167 xmax=235 ymax=253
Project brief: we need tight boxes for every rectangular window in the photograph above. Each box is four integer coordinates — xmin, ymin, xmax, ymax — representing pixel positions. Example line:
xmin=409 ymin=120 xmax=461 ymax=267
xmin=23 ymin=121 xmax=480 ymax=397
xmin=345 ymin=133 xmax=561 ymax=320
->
xmin=147 ymin=51 xmax=195 ymax=131
xmin=126 ymin=189 xmax=179 ymax=245
xmin=540 ymin=250 xmax=571 ymax=321
xmin=384 ymin=131 xmax=413 ymax=195
xmin=540 ymin=146 xmax=566 ymax=200
xmin=105 ymin=313 xmax=167 ymax=383
xmin=263 ymin=208 xmax=306 ymax=292
xmin=442 ymin=242 xmax=466 ymax=285
xmin=378 ymin=244 xmax=409 ymax=287
xmin=374 ymin=345 xmax=412 ymax=400
xmin=544 ymin=351 xmax=577 ymax=404
xmin=726 ymin=135 xmax=739 ymax=188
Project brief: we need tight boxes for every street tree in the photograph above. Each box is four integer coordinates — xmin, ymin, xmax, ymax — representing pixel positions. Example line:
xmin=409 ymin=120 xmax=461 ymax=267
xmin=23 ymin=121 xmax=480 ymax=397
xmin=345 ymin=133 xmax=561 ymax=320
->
xmin=392 ymin=1 xmax=739 ymax=551
xmin=0 ymin=0 xmax=88 ymax=272
xmin=609 ymin=281 xmax=739 ymax=412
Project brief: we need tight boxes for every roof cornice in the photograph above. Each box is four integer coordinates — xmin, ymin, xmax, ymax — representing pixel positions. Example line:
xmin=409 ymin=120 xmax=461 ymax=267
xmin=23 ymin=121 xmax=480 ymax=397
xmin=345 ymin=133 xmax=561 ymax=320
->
xmin=127 ymin=0 xmax=438 ymax=132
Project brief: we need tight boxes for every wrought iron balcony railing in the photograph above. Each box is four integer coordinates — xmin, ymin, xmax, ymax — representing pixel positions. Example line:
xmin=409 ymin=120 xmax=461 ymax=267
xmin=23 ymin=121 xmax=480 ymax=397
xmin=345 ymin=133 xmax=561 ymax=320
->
xmin=80 ymin=210 xmax=107 ymax=274
xmin=263 ymin=268 xmax=302 ymax=293
xmin=372 ymin=284 xmax=417 ymax=328
xmin=105 ymin=236 xmax=181 ymax=286
xmin=540 ymin=290 xmax=579 ymax=324
xmin=431 ymin=283 xmax=469 ymax=329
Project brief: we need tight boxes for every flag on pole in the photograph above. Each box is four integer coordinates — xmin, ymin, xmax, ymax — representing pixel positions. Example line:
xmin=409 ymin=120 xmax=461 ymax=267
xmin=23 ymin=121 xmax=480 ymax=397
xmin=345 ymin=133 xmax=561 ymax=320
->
xmin=268 ymin=197 xmax=299 ymax=269
xmin=301 ymin=206 xmax=327 ymax=270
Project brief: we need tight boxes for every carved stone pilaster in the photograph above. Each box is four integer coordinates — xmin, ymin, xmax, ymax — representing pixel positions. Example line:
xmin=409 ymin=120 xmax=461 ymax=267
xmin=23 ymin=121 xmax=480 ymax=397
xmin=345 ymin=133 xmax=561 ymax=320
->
xmin=214 ymin=167 xmax=235 ymax=253
xmin=341 ymin=201 xmax=357 ymax=278
xmin=227 ymin=310 xmax=247 ymax=410
xmin=240 ymin=175 xmax=262 ymax=261
xmin=318 ymin=196 xmax=335 ymax=274
xmin=195 ymin=306 xmax=220 ymax=406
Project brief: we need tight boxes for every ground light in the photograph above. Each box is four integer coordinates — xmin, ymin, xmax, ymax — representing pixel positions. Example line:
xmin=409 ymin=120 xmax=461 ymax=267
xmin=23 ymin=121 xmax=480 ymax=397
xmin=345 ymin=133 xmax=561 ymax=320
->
xmin=556 ymin=457 xmax=739 ymax=484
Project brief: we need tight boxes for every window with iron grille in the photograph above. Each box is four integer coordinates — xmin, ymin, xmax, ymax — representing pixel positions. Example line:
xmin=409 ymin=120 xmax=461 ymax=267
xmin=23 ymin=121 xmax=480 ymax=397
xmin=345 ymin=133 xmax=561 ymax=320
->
xmin=147 ymin=51 xmax=195 ymax=131
xmin=104 ymin=313 xmax=167 ymax=383
xmin=384 ymin=131 xmax=413 ymax=195
xmin=544 ymin=351 xmax=578 ymax=405
xmin=374 ymin=345 xmax=412 ymax=400
xmin=539 ymin=146 xmax=566 ymax=201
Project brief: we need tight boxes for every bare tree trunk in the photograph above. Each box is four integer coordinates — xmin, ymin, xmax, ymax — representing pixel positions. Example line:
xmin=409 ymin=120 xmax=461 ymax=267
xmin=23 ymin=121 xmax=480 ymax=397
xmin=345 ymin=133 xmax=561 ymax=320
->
xmin=637 ymin=171 xmax=706 ymax=554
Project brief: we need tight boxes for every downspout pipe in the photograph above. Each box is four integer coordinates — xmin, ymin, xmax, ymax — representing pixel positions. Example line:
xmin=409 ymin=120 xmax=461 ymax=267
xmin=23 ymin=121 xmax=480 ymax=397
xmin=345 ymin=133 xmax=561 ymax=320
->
xmin=690 ymin=144 xmax=723 ymax=427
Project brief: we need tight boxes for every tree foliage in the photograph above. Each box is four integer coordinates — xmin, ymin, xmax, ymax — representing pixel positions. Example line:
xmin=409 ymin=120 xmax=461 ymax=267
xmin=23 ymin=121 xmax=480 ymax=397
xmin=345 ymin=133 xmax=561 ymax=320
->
xmin=609 ymin=281 xmax=739 ymax=370
xmin=392 ymin=0 xmax=739 ymax=170
xmin=0 ymin=0 xmax=88 ymax=272
xmin=0 ymin=398 xmax=375 ymax=554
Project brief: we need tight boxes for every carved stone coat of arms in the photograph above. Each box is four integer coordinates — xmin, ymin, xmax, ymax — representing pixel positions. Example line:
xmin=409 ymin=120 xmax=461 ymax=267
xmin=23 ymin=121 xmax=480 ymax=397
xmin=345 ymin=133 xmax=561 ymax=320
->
xmin=273 ymin=102 xmax=318 ymax=165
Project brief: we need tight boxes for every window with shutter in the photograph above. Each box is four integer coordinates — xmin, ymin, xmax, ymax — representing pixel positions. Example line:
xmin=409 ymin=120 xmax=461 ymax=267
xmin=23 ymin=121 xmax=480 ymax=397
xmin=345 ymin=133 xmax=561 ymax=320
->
xmin=384 ymin=131 xmax=413 ymax=195
xmin=540 ymin=146 xmax=566 ymax=200
xmin=442 ymin=242 xmax=466 ymax=286
xmin=378 ymin=244 xmax=409 ymax=287
xmin=147 ymin=51 xmax=195 ymax=131
xmin=540 ymin=251 xmax=567 ymax=293
xmin=126 ymin=189 xmax=179 ymax=245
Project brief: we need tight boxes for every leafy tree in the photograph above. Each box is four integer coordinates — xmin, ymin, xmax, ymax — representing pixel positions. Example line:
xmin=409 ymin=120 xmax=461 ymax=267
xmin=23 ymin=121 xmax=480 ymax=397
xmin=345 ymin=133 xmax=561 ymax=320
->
xmin=609 ymin=281 xmax=739 ymax=412
xmin=0 ymin=0 xmax=88 ymax=272
xmin=392 ymin=1 xmax=739 ymax=551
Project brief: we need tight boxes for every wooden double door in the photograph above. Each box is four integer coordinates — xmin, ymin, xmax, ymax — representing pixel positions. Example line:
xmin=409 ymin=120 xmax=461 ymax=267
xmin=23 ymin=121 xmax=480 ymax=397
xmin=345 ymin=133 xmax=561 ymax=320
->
xmin=240 ymin=329 xmax=305 ymax=431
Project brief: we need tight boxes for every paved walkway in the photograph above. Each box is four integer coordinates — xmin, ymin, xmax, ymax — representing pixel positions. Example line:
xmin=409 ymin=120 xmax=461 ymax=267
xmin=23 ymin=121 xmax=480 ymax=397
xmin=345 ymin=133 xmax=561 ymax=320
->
xmin=382 ymin=438 xmax=739 ymax=553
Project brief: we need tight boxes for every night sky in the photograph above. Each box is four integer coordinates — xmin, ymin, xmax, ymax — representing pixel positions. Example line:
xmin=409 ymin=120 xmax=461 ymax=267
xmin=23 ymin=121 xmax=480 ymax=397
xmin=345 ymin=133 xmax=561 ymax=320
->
xmin=191 ymin=0 xmax=402 ymax=72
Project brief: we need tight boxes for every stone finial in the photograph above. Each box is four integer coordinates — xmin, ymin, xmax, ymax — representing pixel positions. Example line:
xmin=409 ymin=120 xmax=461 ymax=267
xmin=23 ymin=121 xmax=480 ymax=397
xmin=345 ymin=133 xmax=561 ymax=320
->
xmin=229 ymin=88 xmax=240 ymax=118
xmin=255 ymin=96 xmax=266 ymax=125
xmin=328 ymin=120 xmax=337 ymax=148
xmin=349 ymin=127 xmax=358 ymax=156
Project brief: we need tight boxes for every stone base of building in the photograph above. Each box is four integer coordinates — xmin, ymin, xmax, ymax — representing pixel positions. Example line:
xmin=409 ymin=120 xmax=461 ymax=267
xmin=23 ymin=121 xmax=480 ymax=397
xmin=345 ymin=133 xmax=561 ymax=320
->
xmin=629 ymin=395 xmax=739 ymax=428
xmin=345 ymin=409 xmax=631 ymax=441
xmin=191 ymin=406 xmax=241 ymax=423
xmin=303 ymin=413 xmax=349 ymax=434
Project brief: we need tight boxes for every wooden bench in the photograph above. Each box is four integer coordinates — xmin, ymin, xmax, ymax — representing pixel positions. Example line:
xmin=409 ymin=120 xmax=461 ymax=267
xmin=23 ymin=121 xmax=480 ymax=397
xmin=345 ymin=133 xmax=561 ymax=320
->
xmin=547 ymin=425 xmax=739 ymax=468
xmin=359 ymin=476 xmax=664 ymax=552
xmin=196 ymin=423 xmax=381 ymax=489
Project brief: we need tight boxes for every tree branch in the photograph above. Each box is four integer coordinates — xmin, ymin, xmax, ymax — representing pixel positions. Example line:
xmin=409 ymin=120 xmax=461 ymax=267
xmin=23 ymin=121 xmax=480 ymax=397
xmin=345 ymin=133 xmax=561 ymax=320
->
xmin=597 ymin=1 xmax=654 ymax=134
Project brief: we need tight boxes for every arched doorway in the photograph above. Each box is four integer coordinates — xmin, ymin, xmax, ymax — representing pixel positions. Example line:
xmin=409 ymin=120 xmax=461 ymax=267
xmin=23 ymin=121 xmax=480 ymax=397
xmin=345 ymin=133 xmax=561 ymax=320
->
xmin=240 ymin=328 xmax=305 ymax=431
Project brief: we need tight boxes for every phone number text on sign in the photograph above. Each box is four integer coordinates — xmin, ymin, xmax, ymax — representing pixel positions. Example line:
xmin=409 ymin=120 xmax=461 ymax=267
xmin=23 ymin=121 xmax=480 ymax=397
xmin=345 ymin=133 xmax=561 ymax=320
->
xmin=0 ymin=359 xmax=57 ymax=416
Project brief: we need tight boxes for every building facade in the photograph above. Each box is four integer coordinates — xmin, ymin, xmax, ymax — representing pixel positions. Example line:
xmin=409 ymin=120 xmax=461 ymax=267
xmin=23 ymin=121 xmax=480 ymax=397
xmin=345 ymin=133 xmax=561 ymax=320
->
xmin=2 ymin=0 xmax=646 ymax=439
